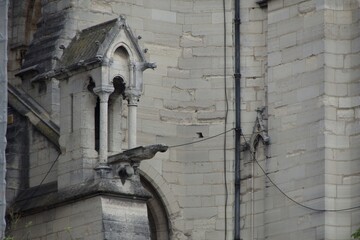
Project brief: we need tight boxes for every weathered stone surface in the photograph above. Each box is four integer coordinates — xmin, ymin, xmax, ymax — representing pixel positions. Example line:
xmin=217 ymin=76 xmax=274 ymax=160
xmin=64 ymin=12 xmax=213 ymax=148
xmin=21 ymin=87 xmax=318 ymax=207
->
xmin=103 ymin=197 xmax=150 ymax=240
xmin=0 ymin=0 xmax=7 ymax=237
xmin=8 ymin=84 xmax=60 ymax=148
xmin=4 ymin=0 xmax=360 ymax=240
xmin=12 ymin=178 xmax=150 ymax=214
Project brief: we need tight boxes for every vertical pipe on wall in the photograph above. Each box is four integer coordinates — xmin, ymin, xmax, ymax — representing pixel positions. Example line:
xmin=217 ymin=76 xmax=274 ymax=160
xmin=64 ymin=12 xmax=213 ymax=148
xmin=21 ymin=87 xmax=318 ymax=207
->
xmin=234 ymin=0 xmax=241 ymax=239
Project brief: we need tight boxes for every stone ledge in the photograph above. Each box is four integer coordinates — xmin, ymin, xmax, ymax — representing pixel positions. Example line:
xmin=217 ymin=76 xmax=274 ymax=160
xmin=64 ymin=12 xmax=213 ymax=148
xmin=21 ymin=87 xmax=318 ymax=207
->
xmin=10 ymin=178 xmax=151 ymax=216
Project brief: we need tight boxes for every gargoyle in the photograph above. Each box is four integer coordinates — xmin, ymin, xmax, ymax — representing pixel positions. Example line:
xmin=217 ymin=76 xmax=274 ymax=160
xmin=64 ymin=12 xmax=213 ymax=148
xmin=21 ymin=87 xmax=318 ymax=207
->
xmin=108 ymin=144 xmax=168 ymax=183
xmin=108 ymin=144 xmax=168 ymax=165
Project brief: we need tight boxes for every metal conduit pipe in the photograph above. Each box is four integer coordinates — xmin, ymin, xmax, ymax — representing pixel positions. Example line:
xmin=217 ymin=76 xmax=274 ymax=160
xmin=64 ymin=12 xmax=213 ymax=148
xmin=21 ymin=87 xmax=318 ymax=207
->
xmin=234 ymin=0 xmax=241 ymax=239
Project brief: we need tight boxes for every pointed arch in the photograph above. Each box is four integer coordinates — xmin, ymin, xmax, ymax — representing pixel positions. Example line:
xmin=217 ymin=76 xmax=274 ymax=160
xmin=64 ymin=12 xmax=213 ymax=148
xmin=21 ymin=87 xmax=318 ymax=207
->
xmin=108 ymin=76 xmax=126 ymax=154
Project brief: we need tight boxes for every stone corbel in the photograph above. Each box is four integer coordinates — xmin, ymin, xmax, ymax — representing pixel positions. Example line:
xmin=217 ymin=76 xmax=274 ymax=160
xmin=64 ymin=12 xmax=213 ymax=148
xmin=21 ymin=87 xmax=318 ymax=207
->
xmin=93 ymin=85 xmax=115 ymax=101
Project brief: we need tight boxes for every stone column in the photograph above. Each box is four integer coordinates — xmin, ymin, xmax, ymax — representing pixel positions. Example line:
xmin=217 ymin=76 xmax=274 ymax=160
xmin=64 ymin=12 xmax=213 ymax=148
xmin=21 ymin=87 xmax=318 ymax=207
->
xmin=108 ymin=96 xmax=122 ymax=154
xmin=125 ymin=89 xmax=140 ymax=149
xmin=94 ymin=85 xmax=114 ymax=164
xmin=124 ymin=61 xmax=156 ymax=150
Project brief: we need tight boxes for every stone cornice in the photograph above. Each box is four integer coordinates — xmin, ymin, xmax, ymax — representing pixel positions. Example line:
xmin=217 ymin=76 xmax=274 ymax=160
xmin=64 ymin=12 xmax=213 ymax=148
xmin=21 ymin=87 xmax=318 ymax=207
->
xmin=10 ymin=178 xmax=151 ymax=217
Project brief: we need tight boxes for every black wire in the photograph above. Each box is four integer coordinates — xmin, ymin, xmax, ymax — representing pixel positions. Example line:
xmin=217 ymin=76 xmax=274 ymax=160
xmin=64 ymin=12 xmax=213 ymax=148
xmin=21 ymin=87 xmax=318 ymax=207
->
xmin=21 ymin=153 xmax=60 ymax=205
xmin=222 ymin=0 xmax=229 ymax=238
xmin=241 ymin=133 xmax=360 ymax=212
xmin=168 ymin=128 xmax=235 ymax=148
xmin=37 ymin=153 xmax=60 ymax=187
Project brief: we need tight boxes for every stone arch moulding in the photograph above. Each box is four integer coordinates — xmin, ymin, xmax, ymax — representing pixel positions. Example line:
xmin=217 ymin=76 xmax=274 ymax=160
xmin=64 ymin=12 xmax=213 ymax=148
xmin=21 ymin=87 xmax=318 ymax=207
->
xmin=105 ymin=23 xmax=143 ymax=64
xmin=112 ymin=74 xmax=126 ymax=83
xmin=110 ymin=75 xmax=126 ymax=94
xmin=111 ymin=46 xmax=131 ymax=88
xmin=138 ymin=162 xmax=182 ymax=237
xmin=110 ymin=43 xmax=134 ymax=62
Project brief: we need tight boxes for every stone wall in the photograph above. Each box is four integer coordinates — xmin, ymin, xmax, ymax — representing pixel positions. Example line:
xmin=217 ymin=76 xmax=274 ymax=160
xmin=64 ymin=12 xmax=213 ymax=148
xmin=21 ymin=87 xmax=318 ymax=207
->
xmin=28 ymin=125 xmax=59 ymax=188
xmin=135 ymin=1 xmax=236 ymax=239
xmin=12 ymin=0 xmax=239 ymax=238
xmin=6 ymin=106 xmax=59 ymax=201
xmin=58 ymin=71 xmax=98 ymax=189
xmin=9 ymin=196 xmax=104 ymax=240
xmin=6 ymin=107 xmax=29 ymax=203
xmin=238 ymin=0 xmax=268 ymax=239
xmin=247 ymin=0 xmax=360 ymax=239
xmin=5 ymin=0 xmax=360 ymax=239
xmin=323 ymin=0 xmax=360 ymax=239
xmin=265 ymin=0 xmax=326 ymax=238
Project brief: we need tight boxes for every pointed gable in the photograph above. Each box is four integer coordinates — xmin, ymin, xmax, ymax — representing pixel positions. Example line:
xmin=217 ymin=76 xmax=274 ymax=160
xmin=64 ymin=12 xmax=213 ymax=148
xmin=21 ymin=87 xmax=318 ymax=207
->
xmin=58 ymin=16 xmax=147 ymax=74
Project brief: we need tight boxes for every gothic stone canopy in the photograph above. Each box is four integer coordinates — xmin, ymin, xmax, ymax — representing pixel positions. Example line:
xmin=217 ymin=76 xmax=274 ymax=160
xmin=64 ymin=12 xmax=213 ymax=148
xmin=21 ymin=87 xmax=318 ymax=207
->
xmin=24 ymin=16 xmax=156 ymax=84
xmin=59 ymin=16 xmax=154 ymax=73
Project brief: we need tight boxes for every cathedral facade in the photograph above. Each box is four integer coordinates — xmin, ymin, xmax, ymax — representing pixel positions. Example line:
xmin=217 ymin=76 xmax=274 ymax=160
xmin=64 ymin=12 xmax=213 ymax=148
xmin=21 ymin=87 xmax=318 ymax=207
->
xmin=1 ymin=0 xmax=360 ymax=239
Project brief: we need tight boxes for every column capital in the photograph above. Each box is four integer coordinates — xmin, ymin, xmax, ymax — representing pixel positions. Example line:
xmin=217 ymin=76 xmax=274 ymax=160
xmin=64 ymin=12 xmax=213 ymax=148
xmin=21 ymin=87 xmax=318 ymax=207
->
xmin=93 ymin=84 xmax=115 ymax=94
xmin=125 ymin=88 xmax=141 ymax=106
xmin=94 ymin=85 xmax=114 ymax=102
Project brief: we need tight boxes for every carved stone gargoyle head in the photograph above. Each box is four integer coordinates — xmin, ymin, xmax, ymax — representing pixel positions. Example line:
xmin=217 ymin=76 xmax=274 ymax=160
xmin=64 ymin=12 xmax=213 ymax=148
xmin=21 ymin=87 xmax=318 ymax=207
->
xmin=108 ymin=144 xmax=168 ymax=184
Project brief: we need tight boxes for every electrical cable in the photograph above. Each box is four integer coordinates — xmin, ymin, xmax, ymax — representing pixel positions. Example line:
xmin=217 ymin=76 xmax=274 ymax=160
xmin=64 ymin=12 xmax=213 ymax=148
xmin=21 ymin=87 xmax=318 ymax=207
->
xmin=24 ymin=128 xmax=236 ymax=206
xmin=21 ymin=152 xmax=60 ymax=206
xmin=37 ymin=153 xmax=60 ymax=187
xmin=241 ymin=133 xmax=360 ymax=213
xmin=222 ymin=0 xmax=229 ymax=238
xmin=168 ymin=128 xmax=235 ymax=149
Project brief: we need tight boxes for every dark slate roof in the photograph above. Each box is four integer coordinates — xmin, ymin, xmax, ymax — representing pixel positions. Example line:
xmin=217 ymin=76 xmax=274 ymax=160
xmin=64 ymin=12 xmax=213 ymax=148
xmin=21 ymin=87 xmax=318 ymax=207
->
xmin=21 ymin=12 xmax=67 ymax=73
xmin=18 ymin=16 xmax=150 ymax=81
xmin=60 ymin=18 xmax=118 ymax=68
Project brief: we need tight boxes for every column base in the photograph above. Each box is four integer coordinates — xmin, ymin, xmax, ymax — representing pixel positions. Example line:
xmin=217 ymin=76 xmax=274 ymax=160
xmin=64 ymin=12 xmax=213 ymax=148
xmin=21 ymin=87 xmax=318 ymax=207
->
xmin=94 ymin=164 xmax=113 ymax=179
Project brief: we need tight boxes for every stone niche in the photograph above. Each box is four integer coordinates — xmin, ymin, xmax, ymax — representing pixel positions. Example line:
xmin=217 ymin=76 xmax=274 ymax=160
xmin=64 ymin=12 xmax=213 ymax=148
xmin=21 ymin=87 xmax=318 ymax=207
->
xmin=55 ymin=16 xmax=156 ymax=188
